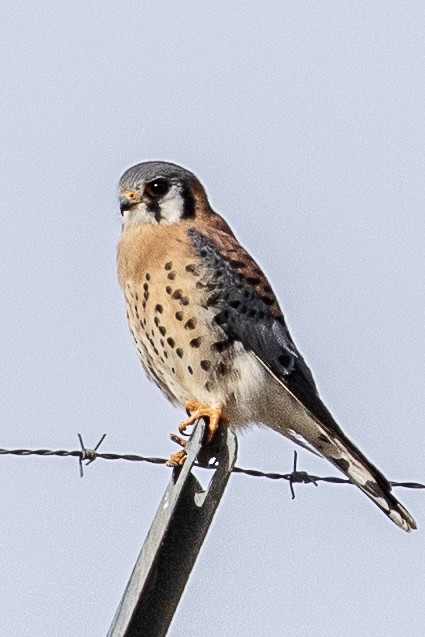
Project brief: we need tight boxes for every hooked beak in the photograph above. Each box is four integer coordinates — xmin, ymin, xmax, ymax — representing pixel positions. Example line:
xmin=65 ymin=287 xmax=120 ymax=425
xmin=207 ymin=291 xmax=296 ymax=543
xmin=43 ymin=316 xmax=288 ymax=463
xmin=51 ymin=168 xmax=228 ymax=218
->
xmin=119 ymin=189 xmax=142 ymax=214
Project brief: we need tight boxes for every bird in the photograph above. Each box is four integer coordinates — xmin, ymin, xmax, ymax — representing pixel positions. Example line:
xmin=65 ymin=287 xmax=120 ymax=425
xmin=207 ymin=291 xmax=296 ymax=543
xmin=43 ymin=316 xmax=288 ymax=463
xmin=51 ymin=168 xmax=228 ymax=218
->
xmin=117 ymin=160 xmax=416 ymax=532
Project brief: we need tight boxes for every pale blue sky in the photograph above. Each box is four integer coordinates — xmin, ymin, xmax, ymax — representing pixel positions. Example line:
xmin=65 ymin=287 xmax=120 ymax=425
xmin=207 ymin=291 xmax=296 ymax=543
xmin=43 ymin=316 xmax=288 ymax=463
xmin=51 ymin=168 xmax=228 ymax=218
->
xmin=1 ymin=2 xmax=424 ymax=635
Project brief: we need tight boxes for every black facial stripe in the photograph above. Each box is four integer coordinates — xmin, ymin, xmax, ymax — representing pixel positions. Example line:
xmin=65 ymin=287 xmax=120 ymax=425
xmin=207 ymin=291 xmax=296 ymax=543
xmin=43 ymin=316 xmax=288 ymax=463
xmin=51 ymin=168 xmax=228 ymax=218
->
xmin=181 ymin=183 xmax=195 ymax=219
xmin=147 ymin=199 xmax=161 ymax=223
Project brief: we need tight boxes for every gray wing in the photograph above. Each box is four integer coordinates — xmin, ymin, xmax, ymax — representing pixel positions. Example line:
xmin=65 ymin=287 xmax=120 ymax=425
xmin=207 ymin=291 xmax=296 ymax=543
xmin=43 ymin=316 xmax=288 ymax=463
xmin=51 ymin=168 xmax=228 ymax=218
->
xmin=188 ymin=227 xmax=343 ymax=434
xmin=187 ymin=228 xmax=417 ymax=531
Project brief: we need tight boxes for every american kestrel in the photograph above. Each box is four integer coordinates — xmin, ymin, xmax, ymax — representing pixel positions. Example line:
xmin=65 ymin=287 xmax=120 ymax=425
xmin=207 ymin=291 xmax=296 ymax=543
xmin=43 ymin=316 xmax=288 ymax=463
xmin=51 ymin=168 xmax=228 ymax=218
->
xmin=117 ymin=161 xmax=416 ymax=532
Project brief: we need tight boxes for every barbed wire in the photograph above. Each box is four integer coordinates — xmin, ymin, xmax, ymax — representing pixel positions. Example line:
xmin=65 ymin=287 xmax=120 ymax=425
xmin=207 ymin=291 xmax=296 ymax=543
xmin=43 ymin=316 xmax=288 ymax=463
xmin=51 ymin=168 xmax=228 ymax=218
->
xmin=0 ymin=434 xmax=423 ymax=499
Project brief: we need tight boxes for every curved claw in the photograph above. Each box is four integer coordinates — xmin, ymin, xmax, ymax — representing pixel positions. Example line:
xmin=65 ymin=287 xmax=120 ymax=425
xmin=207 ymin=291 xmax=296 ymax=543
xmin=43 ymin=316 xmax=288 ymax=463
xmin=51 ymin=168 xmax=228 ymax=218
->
xmin=166 ymin=449 xmax=187 ymax=467
xmin=178 ymin=400 xmax=224 ymax=445
xmin=166 ymin=434 xmax=188 ymax=466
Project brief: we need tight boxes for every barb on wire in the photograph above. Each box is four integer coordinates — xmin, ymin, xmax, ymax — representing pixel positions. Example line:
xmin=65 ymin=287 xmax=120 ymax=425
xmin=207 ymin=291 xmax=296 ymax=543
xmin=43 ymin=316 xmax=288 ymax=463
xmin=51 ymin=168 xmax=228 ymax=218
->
xmin=0 ymin=436 xmax=424 ymax=493
xmin=78 ymin=433 xmax=107 ymax=477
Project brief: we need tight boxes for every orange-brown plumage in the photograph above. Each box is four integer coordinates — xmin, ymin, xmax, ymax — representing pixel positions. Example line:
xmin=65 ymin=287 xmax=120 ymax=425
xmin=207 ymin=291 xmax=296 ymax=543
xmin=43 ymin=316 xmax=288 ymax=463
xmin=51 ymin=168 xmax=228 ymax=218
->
xmin=116 ymin=160 xmax=416 ymax=532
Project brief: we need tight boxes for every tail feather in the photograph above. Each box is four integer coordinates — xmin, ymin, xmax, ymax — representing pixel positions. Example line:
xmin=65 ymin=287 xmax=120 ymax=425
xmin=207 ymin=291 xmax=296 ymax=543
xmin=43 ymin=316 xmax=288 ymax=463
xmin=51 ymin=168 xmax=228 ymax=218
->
xmin=286 ymin=409 xmax=418 ymax=531
xmin=322 ymin=430 xmax=417 ymax=532
xmin=255 ymin=354 xmax=417 ymax=531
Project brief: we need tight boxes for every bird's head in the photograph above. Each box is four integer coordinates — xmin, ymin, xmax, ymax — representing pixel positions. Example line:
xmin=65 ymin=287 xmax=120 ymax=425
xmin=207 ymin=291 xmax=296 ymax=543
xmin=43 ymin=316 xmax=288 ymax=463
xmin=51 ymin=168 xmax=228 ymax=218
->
xmin=118 ymin=161 xmax=210 ymax=228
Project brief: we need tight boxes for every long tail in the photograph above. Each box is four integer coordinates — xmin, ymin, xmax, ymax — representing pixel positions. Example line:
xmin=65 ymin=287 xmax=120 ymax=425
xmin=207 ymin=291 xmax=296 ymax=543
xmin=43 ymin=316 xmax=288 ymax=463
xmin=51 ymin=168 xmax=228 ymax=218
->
xmin=284 ymin=413 xmax=417 ymax=532
xmin=256 ymin=356 xmax=417 ymax=531
xmin=253 ymin=357 xmax=417 ymax=531
xmin=314 ymin=423 xmax=417 ymax=531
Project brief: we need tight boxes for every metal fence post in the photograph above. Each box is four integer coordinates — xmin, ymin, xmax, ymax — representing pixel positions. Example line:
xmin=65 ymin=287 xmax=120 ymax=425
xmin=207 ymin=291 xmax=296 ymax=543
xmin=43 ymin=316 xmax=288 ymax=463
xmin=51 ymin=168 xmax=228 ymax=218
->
xmin=107 ymin=421 xmax=238 ymax=637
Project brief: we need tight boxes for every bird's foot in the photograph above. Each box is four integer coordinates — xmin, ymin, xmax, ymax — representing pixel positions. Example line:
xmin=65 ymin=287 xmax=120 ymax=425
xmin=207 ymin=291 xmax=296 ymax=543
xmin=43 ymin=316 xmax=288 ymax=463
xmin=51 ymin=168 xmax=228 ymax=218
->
xmin=179 ymin=400 xmax=224 ymax=444
xmin=166 ymin=434 xmax=188 ymax=467
xmin=166 ymin=401 xmax=225 ymax=467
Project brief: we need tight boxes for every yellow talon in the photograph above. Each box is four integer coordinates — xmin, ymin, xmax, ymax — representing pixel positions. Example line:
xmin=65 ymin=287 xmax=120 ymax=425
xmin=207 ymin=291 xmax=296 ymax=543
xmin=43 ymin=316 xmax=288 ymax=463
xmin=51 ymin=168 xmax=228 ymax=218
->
xmin=178 ymin=400 xmax=224 ymax=444
xmin=166 ymin=401 xmax=225 ymax=467
xmin=166 ymin=449 xmax=187 ymax=467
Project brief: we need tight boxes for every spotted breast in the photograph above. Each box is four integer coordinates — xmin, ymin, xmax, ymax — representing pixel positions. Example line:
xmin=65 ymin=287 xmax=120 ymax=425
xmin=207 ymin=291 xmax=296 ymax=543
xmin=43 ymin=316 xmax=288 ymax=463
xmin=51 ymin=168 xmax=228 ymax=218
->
xmin=117 ymin=221 xmax=254 ymax=416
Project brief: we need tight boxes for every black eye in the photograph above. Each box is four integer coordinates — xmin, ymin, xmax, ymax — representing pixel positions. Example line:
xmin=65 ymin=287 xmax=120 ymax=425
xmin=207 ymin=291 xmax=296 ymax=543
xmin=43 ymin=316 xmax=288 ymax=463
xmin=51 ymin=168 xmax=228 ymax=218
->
xmin=145 ymin=179 xmax=170 ymax=197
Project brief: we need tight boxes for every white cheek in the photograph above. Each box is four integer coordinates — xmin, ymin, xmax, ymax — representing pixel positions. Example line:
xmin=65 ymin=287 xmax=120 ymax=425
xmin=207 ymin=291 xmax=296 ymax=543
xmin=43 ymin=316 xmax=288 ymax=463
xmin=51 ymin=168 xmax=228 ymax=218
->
xmin=122 ymin=203 xmax=155 ymax=228
xmin=159 ymin=189 xmax=184 ymax=224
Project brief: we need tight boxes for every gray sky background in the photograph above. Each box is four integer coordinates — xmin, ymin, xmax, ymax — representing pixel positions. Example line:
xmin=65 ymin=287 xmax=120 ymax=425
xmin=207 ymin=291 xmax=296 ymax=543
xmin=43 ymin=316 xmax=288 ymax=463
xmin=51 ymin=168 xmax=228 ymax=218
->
xmin=1 ymin=2 xmax=424 ymax=635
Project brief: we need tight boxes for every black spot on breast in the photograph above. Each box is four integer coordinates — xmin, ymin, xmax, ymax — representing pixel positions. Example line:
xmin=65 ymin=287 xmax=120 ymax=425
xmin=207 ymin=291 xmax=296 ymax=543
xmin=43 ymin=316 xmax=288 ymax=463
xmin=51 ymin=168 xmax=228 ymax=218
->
xmin=184 ymin=318 xmax=197 ymax=330
xmin=243 ymin=290 xmax=251 ymax=299
xmin=185 ymin=264 xmax=199 ymax=275
xmin=200 ymin=360 xmax=211 ymax=371
xmin=240 ymin=305 xmax=247 ymax=314
xmin=166 ymin=286 xmax=173 ymax=295
xmin=217 ymin=362 xmax=227 ymax=375
xmin=143 ymin=283 xmax=148 ymax=291
xmin=176 ymin=348 xmax=183 ymax=358
xmin=205 ymin=381 xmax=212 ymax=392
xmin=247 ymin=309 xmax=256 ymax=319
xmin=213 ymin=309 xmax=229 ymax=326
xmin=167 ymin=337 xmax=175 ymax=348
xmin=211 ymin=339 xmax=233 ymax=353
xmin=172 ymin=289 xmax=183 ymax=300
xmin=206 ymin=293 xmax=221 ymax=307
xmin=167 ymin=271 xmax=176 ymax=280
xmin=145 ymin=273 xmax=151 ymax=281
xmin=180 ymin=296 xmax=189 ymax=306
xmin=263 ymin=285 xmax=272 ymax=293
xmin=229 ymin=259 xmax=246 ymax=268
xmin=165 ymin=262 xmax=173 ymax=270
xmin=190 ymin=337 xmax=202 ymax=348
xmin=258 ymin=311 xmax=265 ymax=320
xmin=229 ymin=300 xmax=240 ymax=309
xmin=154 ymin=316 xmax=160 ymax=326
xmin=159 ymin=326 xmax=166 ymax=336
xmin=175 ymin=311 xmax=184 ymax=321
xmin=171 ymin=367 xmax=176 ymax=374
xmin=155 ymin=304 xmax=163 ymax=314
xmin=196 ymin=281 xmax=205 ymax=289
xmin=187 ymin=366 xmax=193 ymax=375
